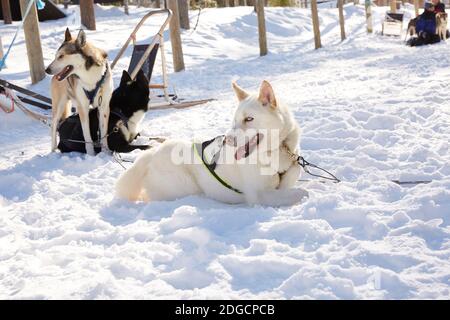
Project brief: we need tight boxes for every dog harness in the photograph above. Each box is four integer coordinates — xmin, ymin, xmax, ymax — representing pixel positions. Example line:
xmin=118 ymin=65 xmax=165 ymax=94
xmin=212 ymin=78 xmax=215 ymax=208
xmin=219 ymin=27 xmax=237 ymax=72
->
xmin=193 ymin=136 xmax=341 ymax=195
xmin=193 ymin=136 xmax=243 ymax=194
xmin=83 ymin=63 xmax=109 ymax=106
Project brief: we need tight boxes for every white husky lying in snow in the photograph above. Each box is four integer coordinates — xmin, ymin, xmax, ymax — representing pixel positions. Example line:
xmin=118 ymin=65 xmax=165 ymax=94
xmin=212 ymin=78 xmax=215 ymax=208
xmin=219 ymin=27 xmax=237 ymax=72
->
xmin=116 ymin=80 xmax=307 ymax=206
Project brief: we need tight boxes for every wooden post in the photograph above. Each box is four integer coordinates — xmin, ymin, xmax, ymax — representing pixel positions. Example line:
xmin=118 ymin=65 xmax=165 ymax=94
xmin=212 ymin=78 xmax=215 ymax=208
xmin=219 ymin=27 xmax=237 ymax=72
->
xmin=19 ymin=0 xmax=45 ymax=84
xmin=225 ymin=0 xmax=230 ymax=6
xmin=1 ymin=0 xmax=12 ymax=24
xmin=124 ymin=0 xmax=129 ymax=15
xmin=178 ymin=0 xmax=190 ymax=30
xmin=0 ymin=36 xmax=4 ymax=62
xmin=256 ymin=0 xmax=267 ymax=56
xmin=390 ymin=0 xmax=396 ymax=12
xmin=338 ymin=0 xmax=346 ymax=41
xmin=311 ymin=0 xmax=321 ymax=49
xmin=167 ymin=0 xmax=185 ymax=72
xmin=64 ymin=0 xmax=69 ymax=9
xmin=80 ymin=0 xmax=96 ymax=30
xmin=414 ymin=0 xmax=419 ymax=16
xmin=234 ymin=0 xmax=239 ymax=6
xmin=365 ymin=0 xmax=372 ymax=33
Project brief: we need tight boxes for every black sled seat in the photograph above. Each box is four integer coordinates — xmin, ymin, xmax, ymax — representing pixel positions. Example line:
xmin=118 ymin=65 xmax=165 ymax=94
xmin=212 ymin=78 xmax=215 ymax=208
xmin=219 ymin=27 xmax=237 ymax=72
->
xmin=128 ymin=44 xmax=159 ymax=84
xmin=382 ymin=12 xmax=404 ymax=37
xmin=110 ymin=9 xmax=214 ymax=110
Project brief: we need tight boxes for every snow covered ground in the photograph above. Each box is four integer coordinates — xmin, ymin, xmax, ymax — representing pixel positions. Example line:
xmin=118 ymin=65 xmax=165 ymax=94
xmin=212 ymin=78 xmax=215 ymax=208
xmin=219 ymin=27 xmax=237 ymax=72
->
xmin=0 ymin=4 xmax=449 ymax=299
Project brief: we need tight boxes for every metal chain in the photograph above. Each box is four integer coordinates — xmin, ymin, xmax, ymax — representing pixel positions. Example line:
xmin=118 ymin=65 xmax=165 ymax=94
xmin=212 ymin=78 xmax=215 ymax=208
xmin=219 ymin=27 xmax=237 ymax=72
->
xmin=283 ymin=144 xmax=341 ymax=183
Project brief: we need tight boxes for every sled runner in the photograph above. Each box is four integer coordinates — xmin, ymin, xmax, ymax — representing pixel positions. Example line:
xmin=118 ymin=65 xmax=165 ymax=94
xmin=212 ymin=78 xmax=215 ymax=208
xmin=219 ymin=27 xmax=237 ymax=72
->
xmin=110 ymin=9 xmax=214 ymax=110
xmin=0 ymin=80 xmax=51 ymax=125
xmin=382 ymin=12 xmax=404 ymax=37
xmin=0 ymin=79 xmax=52 ymax=110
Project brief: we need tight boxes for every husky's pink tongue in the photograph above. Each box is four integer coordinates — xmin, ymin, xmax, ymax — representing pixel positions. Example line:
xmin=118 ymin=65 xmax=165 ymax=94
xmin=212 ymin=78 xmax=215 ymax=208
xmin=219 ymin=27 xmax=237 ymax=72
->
xmin=56 ymin=65 xmax=73 ymax=81
xmin=235 ymin=145 xmax=247 ymax=160
xmin=234 ymin=135 xmax=259 ymax=160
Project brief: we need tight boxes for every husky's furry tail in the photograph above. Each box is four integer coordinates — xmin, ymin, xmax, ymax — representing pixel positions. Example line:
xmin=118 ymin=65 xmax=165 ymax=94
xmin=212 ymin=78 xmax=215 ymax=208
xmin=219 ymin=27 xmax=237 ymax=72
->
xmin=115 ymin=151 xmax=152 ymax=201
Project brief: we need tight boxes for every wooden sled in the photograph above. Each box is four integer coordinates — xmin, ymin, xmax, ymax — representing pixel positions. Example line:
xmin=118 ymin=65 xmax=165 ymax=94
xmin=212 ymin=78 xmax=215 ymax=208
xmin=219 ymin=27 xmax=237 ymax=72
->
xmin=0 ymin=79 xmax=51 ymax=125
xmin=382 ymin=12 xmax=404 ymax=37
xmin=110 ymin=9 xmax=214 ymax=110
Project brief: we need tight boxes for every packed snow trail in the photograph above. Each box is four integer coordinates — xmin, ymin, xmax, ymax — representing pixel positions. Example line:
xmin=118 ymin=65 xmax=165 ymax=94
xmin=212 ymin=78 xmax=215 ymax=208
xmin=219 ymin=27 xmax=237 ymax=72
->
xmin=0 ymin=5 xmax=449 ymax=299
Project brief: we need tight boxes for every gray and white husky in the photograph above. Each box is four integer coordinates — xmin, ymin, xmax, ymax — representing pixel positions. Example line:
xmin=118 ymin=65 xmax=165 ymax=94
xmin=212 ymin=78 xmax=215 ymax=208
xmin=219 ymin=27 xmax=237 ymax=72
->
xmin=46 ymin=28 xmax=114 ymax=155
xmin=116 ymin=80 xmax=307 ymax=206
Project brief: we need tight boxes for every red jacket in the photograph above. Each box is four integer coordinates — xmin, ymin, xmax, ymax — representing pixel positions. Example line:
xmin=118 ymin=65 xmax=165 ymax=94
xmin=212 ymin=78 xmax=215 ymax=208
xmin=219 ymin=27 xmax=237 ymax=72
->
xmin=434 ymin=2 xmax=446 ymax=13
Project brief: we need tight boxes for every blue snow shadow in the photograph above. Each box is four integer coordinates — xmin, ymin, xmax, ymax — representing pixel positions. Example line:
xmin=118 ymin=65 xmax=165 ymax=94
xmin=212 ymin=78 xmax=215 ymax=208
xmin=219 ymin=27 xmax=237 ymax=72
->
xmin=0 ymin=152 xmax=110 ymax=201
xmin=100 ymin=196 xmax=280 ymax=292
xmin=101 ymin=196 xmax=276 ymax=242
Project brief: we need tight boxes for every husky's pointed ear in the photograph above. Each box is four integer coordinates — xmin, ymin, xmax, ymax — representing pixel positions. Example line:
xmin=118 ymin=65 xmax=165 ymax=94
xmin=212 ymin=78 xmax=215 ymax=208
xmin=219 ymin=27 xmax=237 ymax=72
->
xmin=232 ymin=82 xmax=249 ymax=102
xmin=136 ymin=69 xmax=149 ymax=88
xmin=64 ymin=28 xmax=72 ymax=42
xmin=120 ymin=70 xmax=132 ymax=87
xmin=75 ymin=30 xmax=86 ymax=48
xmin=258 ymin=80 xmax=277 ymax=109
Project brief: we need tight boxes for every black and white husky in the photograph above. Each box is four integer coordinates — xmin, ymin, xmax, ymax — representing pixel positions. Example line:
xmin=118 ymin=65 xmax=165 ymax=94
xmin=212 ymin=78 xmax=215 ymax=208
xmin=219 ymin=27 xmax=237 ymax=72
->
xmin=58 ymin=70 xmax=151 ymax=154
xmin=46 ymin=28 xmax=114 ymax=155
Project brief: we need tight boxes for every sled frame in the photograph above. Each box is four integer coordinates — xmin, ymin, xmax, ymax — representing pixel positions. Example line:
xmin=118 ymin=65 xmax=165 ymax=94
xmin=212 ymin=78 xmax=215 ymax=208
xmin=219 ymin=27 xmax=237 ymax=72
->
xmin=110 ymin=9 xmax=213 ymax=110
xmin=0 ymin=78 xmax=52 ymax=110
xmin=382 ymin=12 xmax=404 ymax=37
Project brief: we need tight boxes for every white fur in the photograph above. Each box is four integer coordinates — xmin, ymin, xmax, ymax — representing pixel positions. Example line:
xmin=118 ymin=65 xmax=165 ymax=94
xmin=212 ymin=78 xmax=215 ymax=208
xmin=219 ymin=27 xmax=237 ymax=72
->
xmin=119 ymin=110 xmax=145 ymax=142
xmin=436 ymin=13 xmax=448 ymax=41
xmin=116 ymin=81 xmax=307 ymax=206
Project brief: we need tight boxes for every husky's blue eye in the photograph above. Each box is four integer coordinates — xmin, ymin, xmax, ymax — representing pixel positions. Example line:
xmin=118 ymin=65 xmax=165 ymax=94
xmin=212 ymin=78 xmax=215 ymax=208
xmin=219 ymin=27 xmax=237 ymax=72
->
xmin=244 ymin=116 xmax=254 ymax=122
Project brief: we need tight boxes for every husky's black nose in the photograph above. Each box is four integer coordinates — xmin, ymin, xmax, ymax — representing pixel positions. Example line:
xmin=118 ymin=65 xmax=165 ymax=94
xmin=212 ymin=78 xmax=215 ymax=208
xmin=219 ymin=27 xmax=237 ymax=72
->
xmin=45 ymin=67 xmax=52 ymax=75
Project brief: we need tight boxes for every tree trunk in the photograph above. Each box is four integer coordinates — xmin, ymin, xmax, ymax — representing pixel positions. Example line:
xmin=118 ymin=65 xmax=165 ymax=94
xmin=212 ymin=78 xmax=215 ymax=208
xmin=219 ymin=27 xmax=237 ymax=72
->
xmin=256 ymin=0 xmax=267 ymax=56
xmin=178 ymin=0 xmax=190 ymax=30
xmin=80 ymin=0 xmax=96 ymax=30
xmin=0 ymin=36 xmax=4 ymax=62
xmin=311 ymin=0 xmax=322 ymax=49
xmin=124 ymin=0 xmax=129 ymax=15
xmin=167 ymin=0 xmax=185 ymax=72
xmin=414 ymin=0 xmax=419 ymax=16
xmin=1 ymin=0 xmax=12 ymax=24
xmin=338 ymin=0 xmax=346 ymax=41
xmin=365 ymin=0 xmax=373 ymax=33
xmin=390 ymin=0 xmax=396 ymax=12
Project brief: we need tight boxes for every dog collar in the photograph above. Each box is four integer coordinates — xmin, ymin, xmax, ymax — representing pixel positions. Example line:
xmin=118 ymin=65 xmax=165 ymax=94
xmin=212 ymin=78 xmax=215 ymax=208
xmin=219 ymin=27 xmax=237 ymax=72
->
xmin=193 ymin=136 xmax=243 ymax=195
xmin=83 ymin=63 xmax=109 ymax=106
xmin=110 ymin=108 xmax=129 ymax=129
